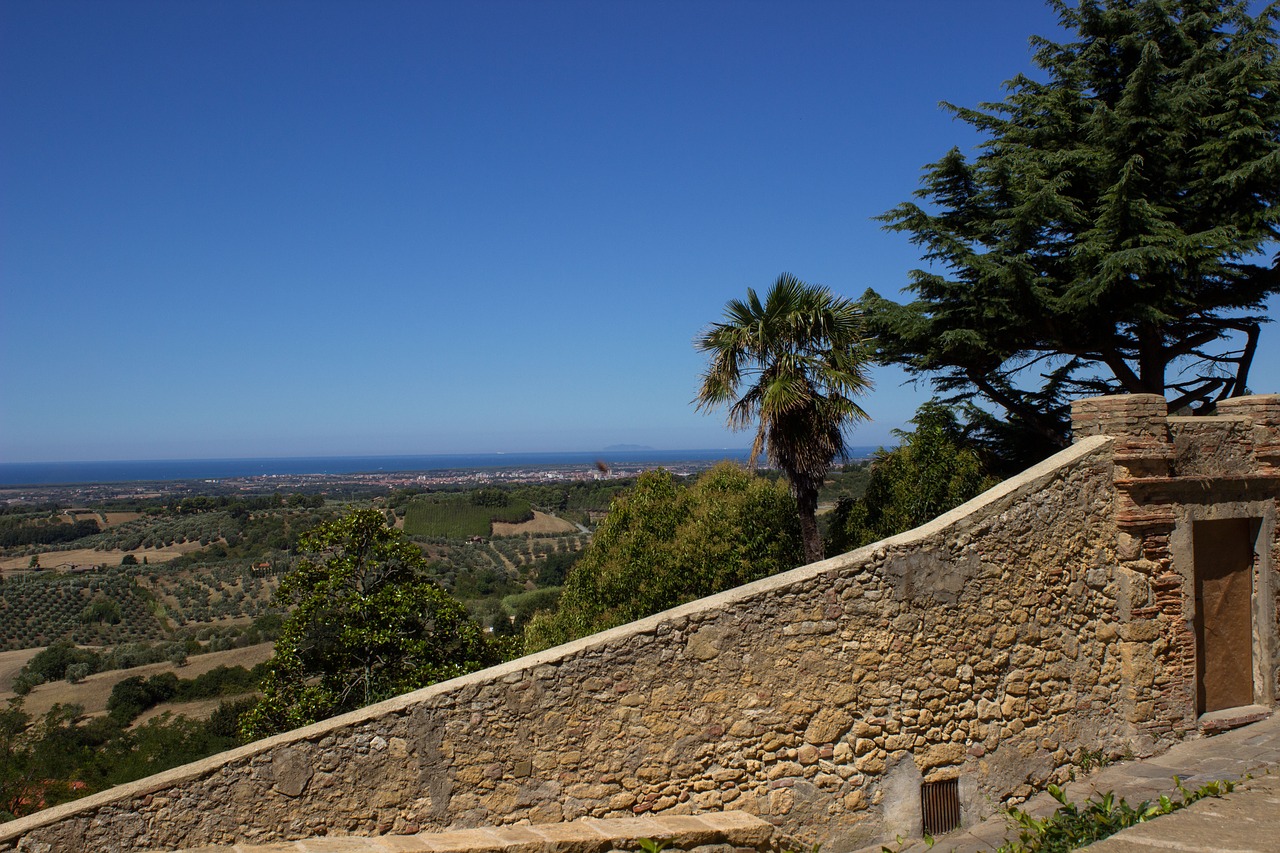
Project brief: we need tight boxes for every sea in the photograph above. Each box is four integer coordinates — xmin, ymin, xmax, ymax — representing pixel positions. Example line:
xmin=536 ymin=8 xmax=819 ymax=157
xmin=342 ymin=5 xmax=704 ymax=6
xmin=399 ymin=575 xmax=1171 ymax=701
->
xmin=0 ymin=447 xmax=880 ymax=487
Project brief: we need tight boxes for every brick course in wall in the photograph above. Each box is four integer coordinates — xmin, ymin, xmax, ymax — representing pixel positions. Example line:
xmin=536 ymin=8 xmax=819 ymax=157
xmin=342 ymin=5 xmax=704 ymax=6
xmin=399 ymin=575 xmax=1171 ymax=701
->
xmin=3 ymin=395 xmax=1278 ymax=853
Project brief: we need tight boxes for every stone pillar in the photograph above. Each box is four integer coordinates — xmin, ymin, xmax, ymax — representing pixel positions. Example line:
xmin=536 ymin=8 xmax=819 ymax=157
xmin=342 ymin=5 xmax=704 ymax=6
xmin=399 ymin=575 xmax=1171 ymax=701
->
xmin=1071 ymin=394 xmax=1170 ymax=441
xmin=1216 ymin=395 xmax=1280 ymax=472
xmin=1071 ymin=396 xmax=1185 ymax=737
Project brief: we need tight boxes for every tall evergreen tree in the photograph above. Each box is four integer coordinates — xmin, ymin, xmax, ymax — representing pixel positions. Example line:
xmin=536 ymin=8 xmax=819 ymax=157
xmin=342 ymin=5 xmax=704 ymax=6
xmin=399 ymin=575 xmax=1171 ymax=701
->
xmin=696 ymin=274 xmax=873 ymax=563
xmin=867 ymin=0 xmax=1279 ymax=452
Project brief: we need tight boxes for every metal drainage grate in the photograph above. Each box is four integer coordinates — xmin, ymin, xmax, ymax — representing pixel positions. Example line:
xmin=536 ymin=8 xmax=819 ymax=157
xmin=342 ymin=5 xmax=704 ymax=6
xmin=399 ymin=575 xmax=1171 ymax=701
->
xmin=921 ymin=778 xmax=961 ymax=837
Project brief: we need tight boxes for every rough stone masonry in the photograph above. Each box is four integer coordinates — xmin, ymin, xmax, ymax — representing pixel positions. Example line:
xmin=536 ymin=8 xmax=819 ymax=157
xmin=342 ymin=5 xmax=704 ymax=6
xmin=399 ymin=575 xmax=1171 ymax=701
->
xmin=2 ymin=394 xmax=1277 ymax=853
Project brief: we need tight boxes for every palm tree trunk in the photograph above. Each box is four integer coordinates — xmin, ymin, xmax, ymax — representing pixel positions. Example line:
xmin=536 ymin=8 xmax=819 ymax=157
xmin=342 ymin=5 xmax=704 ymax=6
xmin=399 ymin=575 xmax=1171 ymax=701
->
xmin=794 ymin=482 xmax=823 ymax=564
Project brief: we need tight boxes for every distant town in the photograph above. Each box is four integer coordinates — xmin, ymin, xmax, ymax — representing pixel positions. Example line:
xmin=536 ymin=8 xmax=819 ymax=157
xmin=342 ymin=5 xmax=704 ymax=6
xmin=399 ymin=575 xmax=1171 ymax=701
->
xmin=0 ymin=457 xmax=757 ymax=507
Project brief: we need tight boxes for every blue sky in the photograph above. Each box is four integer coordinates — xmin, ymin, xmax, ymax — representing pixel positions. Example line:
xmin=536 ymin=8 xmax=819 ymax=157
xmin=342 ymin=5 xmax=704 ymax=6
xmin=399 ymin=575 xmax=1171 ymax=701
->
xmin=2 ymin=1 xmax=1276 ymax=463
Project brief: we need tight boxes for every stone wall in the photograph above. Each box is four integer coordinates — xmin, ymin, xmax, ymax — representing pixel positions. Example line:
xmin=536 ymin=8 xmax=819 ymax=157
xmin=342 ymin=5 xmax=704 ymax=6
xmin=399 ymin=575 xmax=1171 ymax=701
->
xmin=3 ymin=395 xmax=1278 ymax=853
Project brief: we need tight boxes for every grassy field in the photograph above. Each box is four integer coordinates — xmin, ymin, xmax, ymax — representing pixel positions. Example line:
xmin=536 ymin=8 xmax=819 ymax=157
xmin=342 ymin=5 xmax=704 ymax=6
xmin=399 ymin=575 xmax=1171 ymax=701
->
xmin=0 ymin=541 xmax=204 ymax=572
xmin=492 ymin=510 xmax=578 ymax=536
xmin=0 ymin=647 xmax=42 ymax=693
xmin=1 ymin=641 xmax=275 ymax=718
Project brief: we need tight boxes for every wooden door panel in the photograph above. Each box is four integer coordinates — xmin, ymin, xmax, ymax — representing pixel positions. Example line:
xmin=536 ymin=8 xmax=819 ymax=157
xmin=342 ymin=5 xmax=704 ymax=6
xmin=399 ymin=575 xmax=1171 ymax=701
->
xmin=1193 ymin=518 xmax=1255 ymax=714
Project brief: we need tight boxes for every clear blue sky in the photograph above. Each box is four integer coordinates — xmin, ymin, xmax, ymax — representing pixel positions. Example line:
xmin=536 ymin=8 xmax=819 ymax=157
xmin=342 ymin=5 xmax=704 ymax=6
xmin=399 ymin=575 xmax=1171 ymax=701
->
xmin=2 ymin=1 xmax=1276 ymax=463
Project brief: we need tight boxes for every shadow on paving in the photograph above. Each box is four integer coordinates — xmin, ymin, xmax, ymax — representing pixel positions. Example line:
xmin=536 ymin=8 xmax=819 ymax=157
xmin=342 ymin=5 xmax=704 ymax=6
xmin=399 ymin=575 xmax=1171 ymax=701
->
xmin=878 ymin=712 xmax=1280 ymax=853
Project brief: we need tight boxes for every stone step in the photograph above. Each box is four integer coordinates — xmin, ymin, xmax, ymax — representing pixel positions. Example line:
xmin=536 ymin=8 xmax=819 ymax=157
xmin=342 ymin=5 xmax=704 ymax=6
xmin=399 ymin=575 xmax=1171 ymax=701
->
xmin=164 ymin=811 xmax=779 ymax=853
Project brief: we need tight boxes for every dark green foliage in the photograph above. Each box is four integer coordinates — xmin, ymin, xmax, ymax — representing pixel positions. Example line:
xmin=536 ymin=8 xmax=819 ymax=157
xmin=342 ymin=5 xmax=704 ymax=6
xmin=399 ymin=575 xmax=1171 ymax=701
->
xmin=868 ymin=0 xmax=1280 ymax=452
xmin=535 ymin=549 xmax=582 ymax=587
xmin=452 ymin=567 xmax=522 ymax=600
xmin=239 ymin=510 xmax=497 ymax=739
xmin=524 ymin=464 xmax=803 ymax=652
xmin=510 ymin=479 xmax=635 ymax=514
xmin=470 ymin=488 xmax=510 ymax=508
xmin=0 ymin=517 xmax=99 ymax=548
xmin=402 ymin=495 xmax=534 ymax=539
xmin=826 ymin=403 xmax=999 ymax=555
xmin=80 ymin=596 xmax=122 ymax=624
xmin=103 ymin=713 xmax=229 ymax=786
xmin=1 ymin=698 xmax=244 ymax=822
xmin=206 ymin=696 xmax=258 ymax=740
xmin=21 ymin=641 xmax=102 ymax=684
xmin=696 ymin=274 xmax=873 ymax=563
xmin=504 ymin=587 xmax=561 ymax=633
xmin=107 ymin=674 xmax=178 ymax=724
xmin=0 ymin=700 xmax=35 ymax=820
xmin=105 ymin=666 xmax=260 ymax=725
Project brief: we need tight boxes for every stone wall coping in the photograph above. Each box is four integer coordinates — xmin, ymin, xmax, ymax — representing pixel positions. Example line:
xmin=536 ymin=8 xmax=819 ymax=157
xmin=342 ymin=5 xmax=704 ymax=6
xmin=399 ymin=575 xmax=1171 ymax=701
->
xmin=1218 ymin=393 xmax=1280 ymax=403
xmin=0 ymin=435 xmax=1115 ymax=847
xmin=163 ymin=811 xmax=778 ymax=853
xmin=1166 ymin=414 xmax=1252 ymax=425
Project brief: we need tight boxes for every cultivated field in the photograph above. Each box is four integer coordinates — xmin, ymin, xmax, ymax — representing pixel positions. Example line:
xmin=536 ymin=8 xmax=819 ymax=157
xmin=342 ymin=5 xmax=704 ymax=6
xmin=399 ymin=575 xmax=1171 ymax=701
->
xmin=0 ymin=541 xmax=204 ymax=572
xmin=1 ymin=641 xmax=275 ymax=718
xmin=492 ymin=510 xmax=578 ymax=536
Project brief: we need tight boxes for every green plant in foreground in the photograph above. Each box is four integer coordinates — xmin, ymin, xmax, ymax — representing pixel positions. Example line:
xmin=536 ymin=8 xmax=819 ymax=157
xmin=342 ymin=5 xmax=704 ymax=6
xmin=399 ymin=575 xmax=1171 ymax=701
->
xmin=635 ymin=839 xmax=670 ymax=853
xmin=996 ymin=777 xmax=1235 ymax=852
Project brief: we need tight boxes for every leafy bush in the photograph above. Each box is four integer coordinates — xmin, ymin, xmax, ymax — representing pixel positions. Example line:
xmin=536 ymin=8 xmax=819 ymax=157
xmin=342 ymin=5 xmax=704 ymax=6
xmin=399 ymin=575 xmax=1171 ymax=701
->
xmin=107 ymin=673 xmax=179 ymax=723
xmin=524 ymin=464 xmax=801 ymax=652
xmin=996 ymin=778 xmax=1235 ymax=852
xmin=22 ymin=641 xmax=102 ymax=683
xmin=826 ymin=402 xmax=998 ymax=555
xmin=80 ymin=597 xmax=122 ymax=624
xmin=64 ymin=663 xmax=91 ymax=684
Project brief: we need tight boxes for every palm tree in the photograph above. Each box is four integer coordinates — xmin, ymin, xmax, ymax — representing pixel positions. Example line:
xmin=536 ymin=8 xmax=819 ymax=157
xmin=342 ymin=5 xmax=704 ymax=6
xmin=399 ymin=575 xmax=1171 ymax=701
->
xmin=695 ymin=273 xmax=872 ymax=563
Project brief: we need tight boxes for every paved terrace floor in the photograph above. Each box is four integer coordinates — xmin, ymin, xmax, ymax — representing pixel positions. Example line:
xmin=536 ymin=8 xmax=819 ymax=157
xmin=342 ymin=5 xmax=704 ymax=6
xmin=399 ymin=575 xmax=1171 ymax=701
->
xmin=888 ymin=710 xmax=1280 ymax=853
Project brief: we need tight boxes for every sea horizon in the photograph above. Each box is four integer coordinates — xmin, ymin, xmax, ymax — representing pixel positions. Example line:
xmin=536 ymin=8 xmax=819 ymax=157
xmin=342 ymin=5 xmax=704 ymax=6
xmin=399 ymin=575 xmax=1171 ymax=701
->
xmin=0 ymin=446 xmax=883 ymax=487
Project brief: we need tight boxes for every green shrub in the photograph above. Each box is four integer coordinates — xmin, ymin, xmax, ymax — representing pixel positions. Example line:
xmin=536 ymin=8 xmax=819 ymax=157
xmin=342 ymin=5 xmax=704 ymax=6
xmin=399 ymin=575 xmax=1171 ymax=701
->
xmin=996 ymin=778 xmax=1235 ymax=852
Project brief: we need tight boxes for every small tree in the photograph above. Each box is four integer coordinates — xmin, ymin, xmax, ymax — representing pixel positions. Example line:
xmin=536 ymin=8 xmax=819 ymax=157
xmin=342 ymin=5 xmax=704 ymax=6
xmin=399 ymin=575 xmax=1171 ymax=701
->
xmin=166 ymin=644 xmax=188 ymax=668
xmin=240 ymin=510 xmax=495 ymax=740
